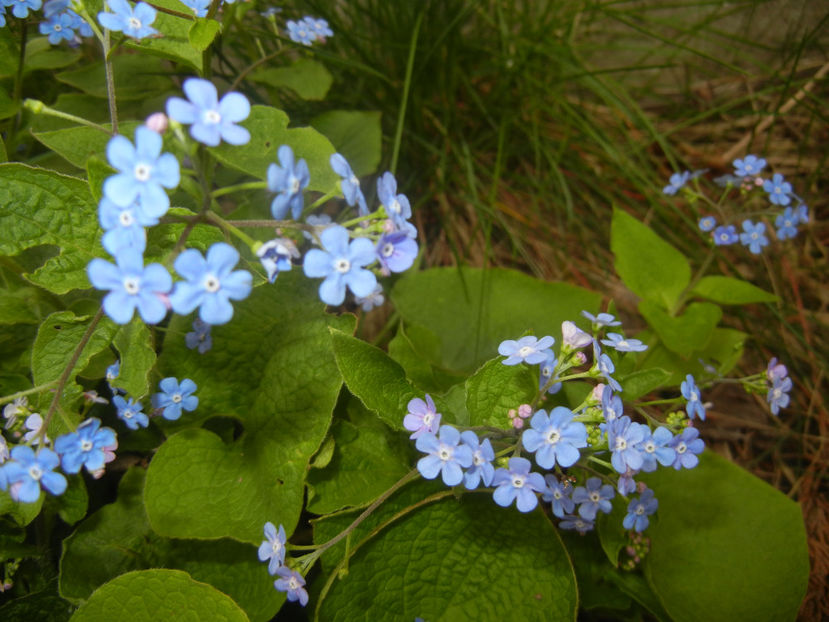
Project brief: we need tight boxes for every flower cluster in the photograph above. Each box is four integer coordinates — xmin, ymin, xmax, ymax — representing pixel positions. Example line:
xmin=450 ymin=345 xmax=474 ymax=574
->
xmin=406 ymin=313 xmax=705 ymax=534
xmin=38 ymin=0 xmax=92 ymax=44
xmin=257 ymin=522 xmax=308 ymax=606
xmin=286 ymin=15 xmax=332 ymax=46
xmin=106 ymin=363 xmax=199 ymax=430
xmin=765 ymin=357 xmax=792 ymax=416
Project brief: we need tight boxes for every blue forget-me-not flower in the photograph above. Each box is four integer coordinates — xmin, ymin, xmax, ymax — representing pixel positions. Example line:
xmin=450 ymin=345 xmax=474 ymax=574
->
xmin=302 ymin=225 xmax=377 ymax=306
xmin=268 ymin=145 xmax=310 ymax=220
xmin=98 ymin=0 xmax=158 ymax=39
xmin=739 ymin=220 xmax=768 ymax=254
xmin=258 ymin=522 xmax=286 ymax=575
xmin=330 ymin=153 xmax=368 ymax=216
xmin=151 ymin=377 xmax=198 ymax=421
xmin=167 ymin=78 xmax=251 ymax=147
xmin=415 ymin=425 xmax=473 ymax=487
xmin=4 ymin=446 xmax=66 ymax=503
xmin=521 ymin=407 xmax=587 ymax=469
xmin=492 ymin=457 xmax=545 ymax=513
xmin=54 ymin=418 xmax=117 ymax=474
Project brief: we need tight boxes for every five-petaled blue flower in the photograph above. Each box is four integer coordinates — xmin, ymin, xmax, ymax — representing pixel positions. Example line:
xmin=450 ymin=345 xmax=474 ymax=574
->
xmin=268 ymin=145 xmax=310 ymax=220
xmin=739 ymin=220 xmax=768 ymax=254
xmin=98 ymin=0 xmax=158 ymax=39
xmin=113 ymin=395 xmax=148 ymax=430
xmin=572 ymin=477 xmax=614 ymax=520
xmin=662 ymin=171 xmax=690 ymax=196
xmin=521 ymin=407 xmax=587 ymax=469
xmin=623 ymin=489 xmax=658 ymax=532
xmin=98 ymin=197 xmax=149 ymax=255
xmin=680 ymin=374 xmax=706 ymax=420
xmin=538 ymin=351 xmax=562 ymax=395
xmin=767 ymin=375 xmax=791 ymax=415
xmin=103 ymin=125 xmax=179 ymax=213
xmin=303 ymin=15 xmax=332 ymax=39
xmin=151 ymin=377 xmax=198 ymax=421
xmin=286 ymin=19 xmax=315 ymax=46
xmin=302 ymin=225 xmax=377 ymax=306
xmin=258 ymin=522 xmax=286 ymax=575
xmin=459 ymin=430 xmax=495 ymax=490
xmin=601 ymin=385 xmax=622 ymax=423
xmin=698 ymin=216 xmax=716 ymax=232
xmin=732 ymin=155 xmax=766 ymax=177
xmin=775 ymin=207 xmax=798 ymax=240
xmin=39 ymin=12 xmax=76 ymax=44
xmin=54 ymin=418 xmax=117 ymax=474
xmin=559 ymin=514 xmax=594 ymax=534
xmin=167 ymin=78 xmax=251 ymax=147
xmin=274 ymin=567 xmax=308 ymax=607
xmin=600 ymin=332 xmax=648 ymax=353
xmin=169 ymin=242 xmax=253 ymax=325
xmin=87 ymin=248 xmax=172 ymax=325
xmin=542 ymin=474 xmax=575 ymax=518
xmin=5 ymin=0 xmax=42 ymax=19
xmin=608 ymin=415 xmax=646 ymax=474
xmin=330 ymin=153 xmax=367 ymax=215
xmin=403 ymin=394 xmax=441 ymax=440
xmin=185 ymin=318 xmax=212 ymax=354
xmin=498 ymin=335 xmax=555 ymax=366
xmin=669 ymin=426 xmax=704 ymax=469
xmin=4 ymin=446 xmax=66 ymax=503
xmin=639 ymin=426 xmax=676 ymax=472
xmin=377 ymin=172 xmax=415 ymax=236
xmin=415 ymin=425 xmax=473 ymax=487
xmin=763 ymin=173 xmax=792 ymax=206
xmin=581 ymin=311 xmax=621 ymax=327
xmin=376 ymin=232 xmax=418 ymax=274
xmin=492 ymin=457 xmax=546 ymax=513
xmin=713 ymin=224 xmax=738 ymax=246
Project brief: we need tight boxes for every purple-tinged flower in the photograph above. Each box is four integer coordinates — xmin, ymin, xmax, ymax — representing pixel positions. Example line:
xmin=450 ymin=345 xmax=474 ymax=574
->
xmin=623 ymin=488 xmax=658 ymax=532
xmin=354 ymin=285 xmax=385 ymax=311
xmin=302 ymin=225 xmax=377 ymax=306
xmin=415 ymin=425 xmax=473 ymax=486
xmin=767 ymin=375 xmax=791 ymax=415
xmin=763 ymin=173 xmax=792 ymax=206
xmin=766 ymin=357 xmax=788 ymax=382
xmin=258 ymin=522 xmax=286 ymax=575
xmin=662 ymin=171 xmax=690 ymax=196
xmin=601 ymin=385 xmax=623 ymax=423
xmin=733 ymin=155 xmax=766 ymax=178
xmin=376 ymin=232 xmax=418 ymax=274
xmin=521 ymin=407 xmax=587 ymax=469
xmin=169 ymin=243 xmax=252 ymax=325
xmin=680 ymin=374 xmax=706 ymax=421
xmin=492 ymin=457 xmax=546 ymax=513
xmin=166 ymin=78 xmax=251 ymax=147
xmin=151 ymin=377 xmax=198 ymax=421
xmin=775 ymin=208 xmax=799 ymax=240
xmin=4 ymin=446 xmax=66 ymax=503
xmin=185 ymin=319 xmax=212 ymax=354
xmin=538 ymin=351 xmax=562 ymax=395
xmin=617 ymin=471 xmax=636 ymax=495
xmin=559 ymin=514 xmax=594 ymax=534
xmin=593 ymin=341 xmax=622 ymax=392
xmin=498 ymin=335 xmax=555 ymax=366
xmin=98 ymin=0 xmax=158 ymax=39
xmin=274 ymin=567 xmax=308 ymax=607
xmin=22 ymin=413 xmax=49 ymax=445
xmin=561 ymin=321 xmax=592 ymax=349
xmin=581 ymin=311 xmax=621 ymax=327
xmin=256 ymin=238 xmax=299 ymax=283
xmin=177 ymin=0 xmax=209 ymax=17
xmin=712 ymin=224 xmax=738 ymax=246
xmin=286 ymin=19 xmax=315 ymax=46
xmin=639 ymin=426 xmax=675 ymax=472
xmin=601 ymin=332 xmax=647 ymax=353
xmin=698 ymin=216 xmax=716 ymax=232
xmin=795 ymin=205 xmax=809 ymax=223
xmin=3 ymin=397 xmax=27 ymax=429
xmin=739 ymin=220 xmax=768 ymax=254
xmin=669 ymin=426 xmax=704 ymax=469
xmin=572 ymin=477 xmax=614 ymax=520
xmin=377 ymin=172 xmax=415 ymax=236
xmin=460 ymin=431 xmax=494 ymax=490
xmin=54 ymin=418 xmax=117 ymax=474
xmin=40 ymin=12 xmax=76 ymax=44
xmin=268 ymin=145 xmax=310 ymax=220
xmin=403 ymin=395 xmax=441 ymax=440
xmin=87 ymin=249 xmax=172 ymax=325
xmin=5 ymin=0 xmax=42 ymax=19
xmin=542 ymin=474 xmax=575 ymax=518
xmin=330 ymin=153 xmax=367 ymax=215
xmin=112 ymin=395 xmax=148 ymax=430
xmin=608 ymin=416 xmax=646 ymax=474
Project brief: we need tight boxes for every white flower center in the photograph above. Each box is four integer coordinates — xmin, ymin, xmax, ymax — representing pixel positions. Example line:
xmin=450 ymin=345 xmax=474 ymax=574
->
xmin=54 ymin=24 xmax=62 ymax=31
xmin=381 ymin=243 xmax=395 ymax=258
xmin=29 ymin=465 xmax=43 ymax=480
xmin=553 ymin=490 xmax=562 ymax=500
xmin=616 ymin=438 xmax=627 ymax=451
xmin=751 ymin=233 xmax=758 ymax=240
xmin=511 ymin=475 xmax=525 ymax=488
xmin=720 ymin=233 xmax=729 ymax=241
xmin=438 ymin=445 xmax=453 ymax=461
xmin=676 ymin=442 xmax=687 ymax=454
xmin=422 ymin=413 xmax=433 ymax=426
xmin=334 ymin=258 xmax=351 ymax=274
xmin=80 ymin=439 xmax=94 ymax=451
xmin=203 ymin=109 xmax=221 ymax=125
xmin=119 ymin=210 xmax=135 ymax=227
xmin=123 ymin=409 xmax=134 ymax=419
xmin=349 ymin=174 xmax=359 ymax=186
xmin=546 ymin=429 xmax=561 ymax=444
xmin=134 ymin=163 xmax=151 ymax=182
xmin=287 ymin=576 xmax=300 ymax=590
xmin=473 ymin=452 xmax=484 ymax=466
xmin=772 ymin=389 xmax=782 ymax=400
xmin=171 ymin=393 xmax=182 ymax=404
xmin=644 ymin=441 xmax=655 ymax=454
xmin=128 ymin=16 xmax=142 ymax=30
xmin=271 ymin=540 xmax=282 ymax=554
xmin=290 ymin=176 xmax=300 ymax=194
xmin=589 ymin=491 xmax=600 ymax=503
xmin=518 ymin=345 xmax=533 ymax=357
xmin=636 ymin=505 xmax=646 ymax=515
xmin=204 ymin=275 xmax=221 ymax=293
xmin=390 ymin=198 xmax=401 ymax=214
xmin=617 ymin=340 xmax=629 ymax=348
xmin=123 ymin=277 xmax=140 ymax=295
xmin=690 ymin=391 xmax=698 ymax=402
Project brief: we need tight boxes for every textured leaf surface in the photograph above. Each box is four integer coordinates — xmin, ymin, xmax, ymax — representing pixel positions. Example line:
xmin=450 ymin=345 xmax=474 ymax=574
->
xmin=111 ymin=318 xmax=156 ymax=399
xmin=465 ymin=358 xmax=536 ymax=429
xmin=33 ymin=122 xmax=139 ymax=169
xmin=311 ymin=110 xmax=382 ymax=176
xmin=639 ymin=301 xmax=722 ymax=358
xmin=189 ymin=19 xmax=221 ymax=52
xmin=618 ymin=367 xmax=672 ymax=400
xmin=56 ymin=56 xmax=172 ymax=100
xmin=638 ymin=327 xmax=745 ymax=386
xmin=252 ymin=59 xmax=333 ymax=101
xmin=691 ymin=275 xmax=778 ymax=305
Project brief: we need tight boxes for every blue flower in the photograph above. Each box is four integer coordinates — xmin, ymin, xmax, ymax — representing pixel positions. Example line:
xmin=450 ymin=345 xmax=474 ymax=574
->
xmin=712 ymin=224 xmax=738 ymax=246
xmin=767 ymin=375 xmax=791 ymax=415
xmin=169 ymin=242 xmax=253 ymax=325
xmin=103 ymin=126 xmax=179 ymax=213
xmin=54 ymin=418 xmax=117 ymax=474
xmin=581 ymin=311 xmax=621 ymax=327
xmin=572 ymin=477 xmax=614 ymax=520
xmin=0 ymin=4 xmax=5 ymax=26
xmin=98 ymin=0 xmax=158 ymax=39
xmin=302 ymin=225 xmax=377 ymax=306
xmin=521 ymin=407 xmax=587 ymax=469
xmin=732 ymin=155 xmax=766 ymax=177
xmin=415 ymin=425 xmax=473 ymax=486
xmin=403 ymin=395 xmax=441 ymax=440
xmin=492 ymin=457 xmax=545 ymax=513
xmin=559 ymin=514 xmax=594 ymax=534
xmin=167 ymin=78 xmax=251 ymax=147
xmin=268 ymin=145 xmax=310 ymax=220
xmin=775 ymin=207 xmax=798 ymax=240
xmin=498 ymin=335 xmax=555 ymax=366
xmin=608 ymin=415 xmax=646 ymax=474
xmin=3 ymin=446 xmax=66 ymax=503
xmin=185 ymin=318 xmax=212 ymax=354
xmin=538 ymin=351 xmax=562 ymax=395
xmin=354 ymin=285 xmax=385 ymax=311
xmin=593 ymin=341 xmax=622 ymax=392
xmin=151 ymin=377 xmax=198 ymax=421
xmin=669 ymin=426 xmax=704 ymax=469
xmin=639 ymin=426 xmax=675 ymax=472
xmin=680 ymin=374 xmax=706 ymax=421
xmin=459 ymin=431 xmax=494 ymax=490
xmin=274 ymin=567 xmax=308 ymax=607
xmin=600 ymin=332 xmax=647 ymax=353
xmin=601 ymin=385 xmax=622 ymax=423
xmin=739 ymin=220 xmax=768 ymax=254
xmin=286 ymin=19 xmax=315 ymax=46
xmin=622 ymin=489 xmax=658 ymax=532
xmin=795 ymin=205 xmax=809 ymax=223
xmin=112 ymin=395 xmax=148 ymax=430
xmin=662 ymin=171 xmax=690 ymax=196
xmin=256 ymin=238 xmax=298 ymax=283
xmin=303 ymin=15 xmax=332 ymax=39
xmin=106 ymin=361 xmax=121 ymax=382
xmin=330 ymin=153 xmax=367 ymax=215
xmin=258 ymin=522 xmax=286 ymax=575
xmin=376 ymin=232 xmax=418 ymax=274
xmin=4 ymin=0 xmax=42 ymax=19
xmin=763 ymin=173 xmax=792 ymax=206
xmin=698 ymin=215 xmax=716 ymax=232
xmin=377 ymin=172 xmax=415 ymax=236
xmin=87 ymin=248 xmax=172 ymax=325
xmin=98 ymin=197 xmax=157 ymax=255
xmin=40 ymin=12 xmax=76 ymax=44
xmin=177 ymin=0 xmax=208 ymax=17
xmin=542 ymin=474 xmax=574 ymax=518
xmin=766 ymin=357 xmax=788 ymax=382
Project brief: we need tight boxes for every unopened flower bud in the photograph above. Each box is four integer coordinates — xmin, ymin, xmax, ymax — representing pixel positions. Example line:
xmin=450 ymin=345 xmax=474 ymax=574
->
xmin=145 ymin=112 xmax=169 ymax=134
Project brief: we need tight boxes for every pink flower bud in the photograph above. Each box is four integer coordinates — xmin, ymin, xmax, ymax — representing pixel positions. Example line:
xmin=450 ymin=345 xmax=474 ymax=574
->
xmin=517 ymin=404 xmax=532 ymax=418
xmin=512 ymin=417 xmax=524 ymax=430
xmin=145 ymin=112 xmax=169 ymax=134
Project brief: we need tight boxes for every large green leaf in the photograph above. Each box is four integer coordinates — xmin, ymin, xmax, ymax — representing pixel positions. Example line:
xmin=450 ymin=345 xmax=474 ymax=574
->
xmin=642 ymin=452 xmax=808 ymax=622
xmin=0 ymin=164 xmax=102 ymax=294
xmin=391 ymin=267 xmax=600 ymax=374
xmin=465 ymin=358 xmax=536 ymax=429
xmin=111 ymin=318 xmax=157 ymax=399
xmin=69 ymin=569 xmax=249 ymax=621
xmin=639 ymin=300 xmax=722 ymax=358
xmin=24 ymin=36 xmax=81 ymax=71
xmin=691 ymin=275 xmax=778 ymax=305
xmin=57 ymin=55 xmax=173 ymax=101
xmin=251 ymin=58 xmax=333 ymax=101
xmin=311 ymin=110 xmax=382 ymax=176
xmin=33 ymin=122 xmax=140 ymax=170
xmin=638 ymin=327 xmax=745 ymax=386
xmin=611 ymin=208 xmax=691 ymax=311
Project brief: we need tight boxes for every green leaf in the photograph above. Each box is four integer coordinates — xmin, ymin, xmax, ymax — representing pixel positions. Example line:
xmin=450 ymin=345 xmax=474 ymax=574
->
xmin=388 ymin=323 xmax=442 ymax=390
xmin=0 ymin=287 xmax=55 ymax=325
xmin=57 ymin=55 xmax=172 ymax=100
xmin=391 ymin=267 xmax=601 ymax=374
xmin=596 ymin=501 xmax=629 ymax=566
xmin=611 ymin=208 xmax=691 ymax=310
xmin=330 ymin=328 xmax=418 ymax=430
xmin=465 ymin=358 xmax=536 ymax=429
xmin=208 ymin=105 xmax=338 ymax=194
xmin=123 ymin=0 xmax=203 ymax=70
xmin=642 ymin=452 xmax=809 ymax=622
xmin=0 ymin=133 xmax=6 ymax=161
xmin=24 ymin=36 xmax=81 ymax=71
xmin=316 ymin=492 xmax=578 ymax=621
xmin=310 ymin=110 xmax=382 ymax=176
xmin=0 ymin=86 xmax=18 ymax=120
xmin=639 ymin=300 xmax=722 ymax=358
xmin=111 ymin=318 xmax=157 ymax=399
xmin=0 ymin=164 xmax=103 ymax=294
xmin=618 ymin=367 xmax=672 ymax=400
xmin=48 ymin=475 xmax=88 ymax=526
xmin=69 ymin=569 xmax=249 ymax=622
xmin=145 ymin=274 xmax=352 ymax=542
xmin=251 ymin=58 xmax=333 ymax=101
xmin=638 ymin=328 xmax=745 ymax=386
xmin=0 ymin=588 xmax=73 ymax=622
xmin=33 ymin=122 xmax=139 ymax=170
xmin=188 ymin=19 xmax=221 ymax=52
xmin=0 ymin=490 xmax=43 ymax=525
xmin=691 ymin=275 xmax=778 ymax=305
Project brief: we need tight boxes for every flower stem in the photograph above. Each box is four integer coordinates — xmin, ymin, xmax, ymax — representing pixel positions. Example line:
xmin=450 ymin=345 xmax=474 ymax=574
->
xmin=23 ymin=100 xmax=110 ymax=133
xmin=205 ymin=211 xmax=260 ymax=251
xmin=0 ymin=381 xmax=59 ymax=407
xmin=211 ymin=181 xmax=268 ymax=199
